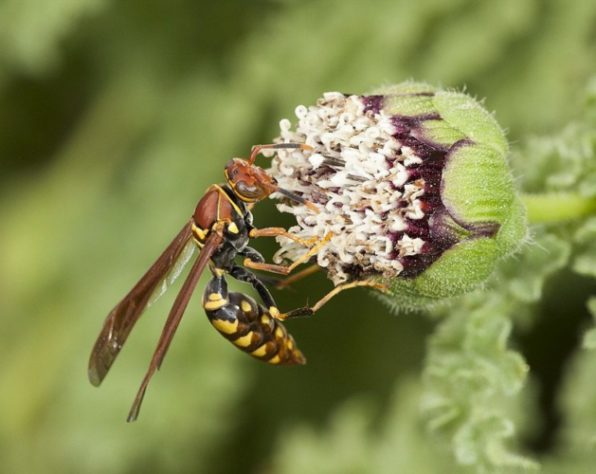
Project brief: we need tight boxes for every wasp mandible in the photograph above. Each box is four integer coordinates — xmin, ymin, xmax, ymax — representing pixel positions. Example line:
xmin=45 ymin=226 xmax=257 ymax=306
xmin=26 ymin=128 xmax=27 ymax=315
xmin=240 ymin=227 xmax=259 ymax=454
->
xmin=88 ymin=143 xmax=328 ymax=421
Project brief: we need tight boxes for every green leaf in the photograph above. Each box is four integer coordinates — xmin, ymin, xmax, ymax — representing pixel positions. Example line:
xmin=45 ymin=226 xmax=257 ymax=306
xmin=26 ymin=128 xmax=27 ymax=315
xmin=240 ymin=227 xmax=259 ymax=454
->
xmin=498 ymin=233 xmax=571 ymax=304
xmin=582 ymin=297 xmax=596 ymax=350
xmin=271 ymin=380 xmax=459 ymax=474
xmin=422 ymin=295 xmax=536 ymax=472
xmin=573 ymin=217 xmax=596 ymax=278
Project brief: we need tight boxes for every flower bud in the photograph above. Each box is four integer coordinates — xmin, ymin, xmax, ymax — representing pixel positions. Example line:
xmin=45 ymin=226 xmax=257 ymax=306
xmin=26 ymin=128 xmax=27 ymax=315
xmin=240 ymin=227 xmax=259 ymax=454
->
xmin=269 ymin=82 xmax=527 ymax=308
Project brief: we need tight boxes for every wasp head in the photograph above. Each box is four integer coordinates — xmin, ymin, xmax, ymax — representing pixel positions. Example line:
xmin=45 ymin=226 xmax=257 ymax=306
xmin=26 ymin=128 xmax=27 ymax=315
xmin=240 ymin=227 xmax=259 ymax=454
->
xmin=224 ymin=159 xmax=277 ymax=203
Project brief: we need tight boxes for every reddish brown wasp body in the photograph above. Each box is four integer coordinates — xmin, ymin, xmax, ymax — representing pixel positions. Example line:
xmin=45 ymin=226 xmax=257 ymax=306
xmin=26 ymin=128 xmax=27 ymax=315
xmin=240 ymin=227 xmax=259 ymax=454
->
xmin=89 ymin=144 xmax=323 ymax=422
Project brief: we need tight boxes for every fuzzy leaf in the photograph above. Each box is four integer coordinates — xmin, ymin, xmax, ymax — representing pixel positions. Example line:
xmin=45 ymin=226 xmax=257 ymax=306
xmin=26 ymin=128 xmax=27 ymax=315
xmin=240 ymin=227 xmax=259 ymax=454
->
xmin=513 ymin=87 xmax=596 ymax=197
xmin=498 ymin=233 xmax=571 ymax=304
xmin=546 ymin=297 xmax=596 ymax=473
xmin=422 ymin=294 xmax=536 ymax=472
xmin=582 ymin=297 xmax=596 ymax=350
xmin=271 ymin=380 xmax=458 ymax=474
xmin=573 ymin=217 xmax=596 ymax=278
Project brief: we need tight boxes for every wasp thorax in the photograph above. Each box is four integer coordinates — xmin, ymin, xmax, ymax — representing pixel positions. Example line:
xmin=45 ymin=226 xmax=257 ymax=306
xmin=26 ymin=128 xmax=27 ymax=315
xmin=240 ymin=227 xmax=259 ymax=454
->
xmin=268 ymin=83 xmax=527 ymax=307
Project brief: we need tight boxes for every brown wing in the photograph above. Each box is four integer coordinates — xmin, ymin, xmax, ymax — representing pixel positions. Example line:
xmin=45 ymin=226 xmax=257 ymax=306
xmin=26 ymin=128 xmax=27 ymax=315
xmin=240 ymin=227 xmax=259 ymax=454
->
xmin=127 ymin=231 xmax=224 ymax=422
xmin=88 ymin=221 xmax=194 ymax=386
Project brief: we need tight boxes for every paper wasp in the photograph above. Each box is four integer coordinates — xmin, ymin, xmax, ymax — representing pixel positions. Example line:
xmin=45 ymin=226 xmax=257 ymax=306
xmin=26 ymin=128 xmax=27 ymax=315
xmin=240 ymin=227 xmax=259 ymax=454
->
xmin=88 ymin=143 xmax=329 ymax=422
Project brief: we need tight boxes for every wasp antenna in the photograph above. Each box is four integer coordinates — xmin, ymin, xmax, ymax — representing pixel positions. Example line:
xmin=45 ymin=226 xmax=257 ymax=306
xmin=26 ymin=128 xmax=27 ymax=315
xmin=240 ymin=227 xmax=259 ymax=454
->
xmin=321 ymin=154 xmax=346 ymax=167
xmin=276 ymin=188 xmax=320 ymax=214
xmin=249 ymin=143 xmax=313 ymax=164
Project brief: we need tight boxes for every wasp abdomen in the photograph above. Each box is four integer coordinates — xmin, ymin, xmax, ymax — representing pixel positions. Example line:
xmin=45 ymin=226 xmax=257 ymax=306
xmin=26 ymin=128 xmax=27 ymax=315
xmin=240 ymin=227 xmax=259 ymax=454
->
xmin=203 ymin=277 xmax=305 ymax=365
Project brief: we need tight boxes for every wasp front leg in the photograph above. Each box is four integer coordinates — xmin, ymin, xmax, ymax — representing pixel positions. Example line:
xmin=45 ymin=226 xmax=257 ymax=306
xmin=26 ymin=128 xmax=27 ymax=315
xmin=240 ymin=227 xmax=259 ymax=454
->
xmin=249 ymin=227 xmax=320 ymax=248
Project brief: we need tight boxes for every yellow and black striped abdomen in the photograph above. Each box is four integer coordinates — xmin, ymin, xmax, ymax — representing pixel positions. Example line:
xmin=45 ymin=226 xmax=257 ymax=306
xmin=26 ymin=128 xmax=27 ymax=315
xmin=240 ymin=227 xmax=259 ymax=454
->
xmin=203 ymin=282 xmax=305 ymax=365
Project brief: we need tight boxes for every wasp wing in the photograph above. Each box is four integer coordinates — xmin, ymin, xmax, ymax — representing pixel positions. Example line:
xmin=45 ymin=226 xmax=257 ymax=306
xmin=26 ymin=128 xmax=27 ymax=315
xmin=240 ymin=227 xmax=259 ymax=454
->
xmin=148 ymin=239 xmax=196 ymax=307
xmin=127 ymin=231 xmax=224 ymax=422
xmin=88 ymin=221 xmax=194 ymax=386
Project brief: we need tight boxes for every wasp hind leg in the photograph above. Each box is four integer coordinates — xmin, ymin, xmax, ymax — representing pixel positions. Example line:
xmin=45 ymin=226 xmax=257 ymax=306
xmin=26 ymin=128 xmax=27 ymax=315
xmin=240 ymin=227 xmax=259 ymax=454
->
xmin=278 ymin=279 xmax=389 ymax=321
xmin=229 ymin=265 xmax=283 ymax=318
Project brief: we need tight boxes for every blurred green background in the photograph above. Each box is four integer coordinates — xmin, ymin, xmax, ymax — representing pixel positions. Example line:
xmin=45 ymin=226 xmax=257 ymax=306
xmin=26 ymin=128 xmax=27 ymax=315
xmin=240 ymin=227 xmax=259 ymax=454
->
xmin=1 ymin=0 xmax=596 ymax=473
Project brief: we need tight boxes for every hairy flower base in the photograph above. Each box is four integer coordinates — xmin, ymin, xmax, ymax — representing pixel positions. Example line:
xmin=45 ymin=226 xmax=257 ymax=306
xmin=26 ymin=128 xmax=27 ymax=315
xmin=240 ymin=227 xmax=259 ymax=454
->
xmin=269 ymin=83 xmax=526 ymax=304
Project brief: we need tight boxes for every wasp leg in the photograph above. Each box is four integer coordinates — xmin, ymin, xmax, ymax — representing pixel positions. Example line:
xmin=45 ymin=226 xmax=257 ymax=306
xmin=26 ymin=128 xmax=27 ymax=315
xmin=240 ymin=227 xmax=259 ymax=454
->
xmin=275 ymin=264 xmax=320 ymax=289
xmin=281 ymin=306 xmax=314 ymax=319
xmin=249 ymin=227 xmax=319 ymax=248
xmin=248 ymin=143 xmax=313 ymax=164
xmin=229 ymin=265 xmax=282 ymax=317
xmin=279 ymin=279 xmax=389 ymax=320
xmin=243 ymin=232 xmax=333 ymax=276
xmin=239 ymin=246 xmax=265 ymax=263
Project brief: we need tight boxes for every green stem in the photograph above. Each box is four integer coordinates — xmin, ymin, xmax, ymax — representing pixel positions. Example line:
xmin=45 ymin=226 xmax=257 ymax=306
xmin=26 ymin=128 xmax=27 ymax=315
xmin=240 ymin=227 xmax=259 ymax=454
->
xmin=522 ymin=192 xmax=596 ymax=224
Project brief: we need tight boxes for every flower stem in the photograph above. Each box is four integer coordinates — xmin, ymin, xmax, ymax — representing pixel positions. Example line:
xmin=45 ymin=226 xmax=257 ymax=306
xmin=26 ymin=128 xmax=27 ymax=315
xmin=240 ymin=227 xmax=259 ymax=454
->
xmin=522 ymin=192 xmax=596 ymax=224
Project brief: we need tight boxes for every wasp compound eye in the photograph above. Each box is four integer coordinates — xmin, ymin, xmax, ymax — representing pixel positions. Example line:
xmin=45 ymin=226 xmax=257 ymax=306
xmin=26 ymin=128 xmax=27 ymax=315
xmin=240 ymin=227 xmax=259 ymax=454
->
xmin=224 ymin=159 xmax=236 ymax=170
xmin=236 ymin=181 xmax=262 ymax=200
xmin=268 ymin=82 xmax=527 ymax=309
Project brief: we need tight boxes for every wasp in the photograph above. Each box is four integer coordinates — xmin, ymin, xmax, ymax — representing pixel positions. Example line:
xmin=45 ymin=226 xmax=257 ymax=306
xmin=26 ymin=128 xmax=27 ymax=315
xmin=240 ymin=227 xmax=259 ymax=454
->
xmin=88 ymin=143 xmax=330 ymax=422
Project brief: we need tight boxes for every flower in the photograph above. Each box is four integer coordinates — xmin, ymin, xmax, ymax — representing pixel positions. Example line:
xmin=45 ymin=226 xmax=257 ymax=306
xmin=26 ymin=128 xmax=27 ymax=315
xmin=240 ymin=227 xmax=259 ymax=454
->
xmin=268 ymin=82 xmax=527 ymax=308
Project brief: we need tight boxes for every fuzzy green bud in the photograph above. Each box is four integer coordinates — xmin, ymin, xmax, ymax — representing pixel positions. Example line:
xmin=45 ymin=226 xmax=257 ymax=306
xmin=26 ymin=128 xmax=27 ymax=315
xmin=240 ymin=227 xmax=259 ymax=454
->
xmin=269 ymin=82 xmax=527 ymax=308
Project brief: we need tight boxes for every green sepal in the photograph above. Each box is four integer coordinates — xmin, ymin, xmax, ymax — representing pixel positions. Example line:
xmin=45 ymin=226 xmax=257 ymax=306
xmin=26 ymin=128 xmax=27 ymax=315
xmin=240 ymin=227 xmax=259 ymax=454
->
xmin=381 ymin=238 xmax=499 ymax=309
xmin=373 ymin=81 xmax=437 ymax=96
xmin=371 ymin=83 xmax=527 ymax=309
xmin=442 ymin=142 xmax=515 ymax=226
xmin=494 ymin=196 xmax=527 ymax=257
xmin=433 ymin=91 xmax=509 ymax=156
xmin=384 ymin=94 xmax=436 ymax=117
xmin=412 ymin=119 xmax=467 ymax=148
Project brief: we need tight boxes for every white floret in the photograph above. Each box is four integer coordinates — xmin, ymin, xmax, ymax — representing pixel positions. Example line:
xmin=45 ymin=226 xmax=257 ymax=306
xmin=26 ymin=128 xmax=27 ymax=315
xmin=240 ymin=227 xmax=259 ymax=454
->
xmin=269 ymin=93 xmax=428 ymax=285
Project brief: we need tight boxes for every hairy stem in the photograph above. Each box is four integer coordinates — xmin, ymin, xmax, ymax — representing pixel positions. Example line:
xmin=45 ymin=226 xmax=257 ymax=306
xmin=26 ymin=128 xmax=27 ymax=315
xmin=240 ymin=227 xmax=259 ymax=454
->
xmin=522 ymin=193 xmax=596 ymax=224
